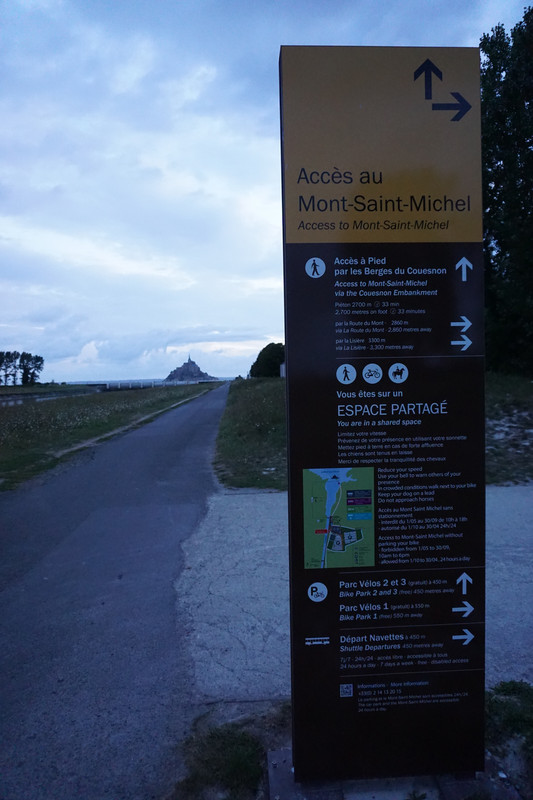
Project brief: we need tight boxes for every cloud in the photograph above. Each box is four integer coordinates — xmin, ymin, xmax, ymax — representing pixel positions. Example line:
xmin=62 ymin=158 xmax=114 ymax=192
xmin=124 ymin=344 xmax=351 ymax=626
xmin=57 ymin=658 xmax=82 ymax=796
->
xmin=13 ymin=0 xmax=63 ymax=9
xmin=161 ymin=64 xmax=218 ymax=111
xmin=230 ymin=276 xmax=283 ymax=295
xmin=0 ymin=217 xmax=196 ymax=286
xmin=109 ymin=36 xmax=156 ymax=95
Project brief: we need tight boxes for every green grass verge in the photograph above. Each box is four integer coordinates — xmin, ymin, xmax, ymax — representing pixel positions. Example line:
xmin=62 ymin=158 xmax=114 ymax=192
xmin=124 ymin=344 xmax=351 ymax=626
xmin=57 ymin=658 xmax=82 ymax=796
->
xmin=214 ymin=373 xmax=533 ymax=489
xmin=0 ymin=384 xmax=219 ymax=489
xmin=167 ymin=702 xmax=291 ymax=800
xmin=214 ymin=377 xmax=287 ymax=490
xmin=487 ymin=681 xmax=533 ymax=754
xmin=486 ymin=680 xmax=533 ymax=795
xmin=172 ymin=723 xmax=264 ymax=800
xmin=485 ymin=372 xmax=533 ymax=484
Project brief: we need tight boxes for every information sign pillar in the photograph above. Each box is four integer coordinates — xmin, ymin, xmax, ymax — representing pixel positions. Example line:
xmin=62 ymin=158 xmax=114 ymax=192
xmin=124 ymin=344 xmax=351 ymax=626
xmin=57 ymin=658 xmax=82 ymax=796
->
xmin=280 ymin=46 xmax=485 ymax=782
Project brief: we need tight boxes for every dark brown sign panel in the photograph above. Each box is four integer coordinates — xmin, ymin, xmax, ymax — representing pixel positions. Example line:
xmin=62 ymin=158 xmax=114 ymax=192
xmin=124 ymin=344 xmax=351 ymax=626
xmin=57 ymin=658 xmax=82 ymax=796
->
xmin=280 ymin=47 xmax=485 ymax=782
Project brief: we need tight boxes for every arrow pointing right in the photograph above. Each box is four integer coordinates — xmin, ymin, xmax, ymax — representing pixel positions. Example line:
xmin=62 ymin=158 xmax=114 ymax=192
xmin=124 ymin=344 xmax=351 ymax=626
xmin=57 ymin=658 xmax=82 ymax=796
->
xmin=453 ymin=629 xmax=474 ymax=646
xmin=450 ymin=316 xmax=472 ymax=333
xmin=451 ymin=334 xmax=472 ymax=351
xmin=452 ymin=600 xmax=474 ymax=618
xmin=414 ymin=59 xmax=443 ymax=100
xmin=432 ymin=91 xmax=472 ymax=121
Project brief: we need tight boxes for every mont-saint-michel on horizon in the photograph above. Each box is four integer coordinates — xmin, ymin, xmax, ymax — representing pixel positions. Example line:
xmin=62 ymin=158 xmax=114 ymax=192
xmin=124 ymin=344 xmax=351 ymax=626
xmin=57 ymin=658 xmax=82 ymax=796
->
xmin=164 ymin=356 xmax=217 ymax=384
xmin=64 ymin=356 xmax=222 ymax=387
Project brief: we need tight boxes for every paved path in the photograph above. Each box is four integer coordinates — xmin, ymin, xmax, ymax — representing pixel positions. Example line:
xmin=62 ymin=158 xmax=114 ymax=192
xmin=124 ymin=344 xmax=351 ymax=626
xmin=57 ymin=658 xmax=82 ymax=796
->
xmin=486 ymin=485 xmax=533 ymax=687
xmin=0 ymin=384 xmax=229 ymax=800
xmin=177 ymin=488 xmax=291 ymax=705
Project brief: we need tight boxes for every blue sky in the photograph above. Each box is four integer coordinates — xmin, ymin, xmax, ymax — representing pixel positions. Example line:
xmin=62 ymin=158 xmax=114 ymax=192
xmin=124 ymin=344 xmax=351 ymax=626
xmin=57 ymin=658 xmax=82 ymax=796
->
xmin=0 ymin=0 xmax=526 ymax=381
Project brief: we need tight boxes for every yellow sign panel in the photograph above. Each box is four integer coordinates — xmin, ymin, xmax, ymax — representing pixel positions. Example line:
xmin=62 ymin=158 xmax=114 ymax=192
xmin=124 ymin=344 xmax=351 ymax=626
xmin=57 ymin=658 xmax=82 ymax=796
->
xmin=280 ymin=46 xmax=482 ymax=243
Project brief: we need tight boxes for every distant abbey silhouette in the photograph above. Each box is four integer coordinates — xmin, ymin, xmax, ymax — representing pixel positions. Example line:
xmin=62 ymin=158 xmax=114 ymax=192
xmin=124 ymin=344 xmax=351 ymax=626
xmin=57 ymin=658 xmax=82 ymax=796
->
xmin=164 ymin=355 xmax=216 ymax=382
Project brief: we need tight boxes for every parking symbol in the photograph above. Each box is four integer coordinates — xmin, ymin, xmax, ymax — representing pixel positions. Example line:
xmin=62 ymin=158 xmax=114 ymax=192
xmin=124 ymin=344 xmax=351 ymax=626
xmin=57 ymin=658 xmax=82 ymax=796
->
xmin=308 ymin=582 xmax=328 ymax=602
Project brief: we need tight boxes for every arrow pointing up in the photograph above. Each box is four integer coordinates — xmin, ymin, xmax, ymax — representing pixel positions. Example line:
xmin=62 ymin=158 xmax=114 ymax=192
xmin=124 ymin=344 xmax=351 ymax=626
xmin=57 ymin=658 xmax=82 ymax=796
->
xmin=455 ymin=257 xmax=473 ymax=281
xmin=456 ymin=573 xmax=473 ymax=594
xmin=432 ymin=91 xmax=472 ymax=121
xmin=414 ymin=59 xmax=443 ymax=100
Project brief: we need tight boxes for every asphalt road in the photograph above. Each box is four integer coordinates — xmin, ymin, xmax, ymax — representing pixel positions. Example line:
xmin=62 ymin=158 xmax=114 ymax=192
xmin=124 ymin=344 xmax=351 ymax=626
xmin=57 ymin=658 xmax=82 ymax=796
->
xmin=0 ymin=383 xmax=229 ymax=800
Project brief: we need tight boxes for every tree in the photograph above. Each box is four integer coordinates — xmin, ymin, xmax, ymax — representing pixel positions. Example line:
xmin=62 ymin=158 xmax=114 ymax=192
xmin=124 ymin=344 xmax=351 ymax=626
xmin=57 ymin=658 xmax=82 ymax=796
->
xmin=18 ymin=352 xmax=33 ymax=385
xmin=481 ymin=7 xmax=533 ymax=373
xmin=249 ymin=343 xmax=285 ymax=378
xmin=2 ymin=351 xmax=20 ymax=385
xmin=0 ymin=351 xmax=45 ymax=385
xmin=29 ymin=354 xmax=44 ymax=384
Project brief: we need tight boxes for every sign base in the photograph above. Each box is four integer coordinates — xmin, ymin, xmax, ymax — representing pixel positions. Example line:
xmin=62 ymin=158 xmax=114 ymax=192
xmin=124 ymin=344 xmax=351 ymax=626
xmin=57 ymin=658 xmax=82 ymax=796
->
xmin=267 ymin=748 xmax=496 ymax=800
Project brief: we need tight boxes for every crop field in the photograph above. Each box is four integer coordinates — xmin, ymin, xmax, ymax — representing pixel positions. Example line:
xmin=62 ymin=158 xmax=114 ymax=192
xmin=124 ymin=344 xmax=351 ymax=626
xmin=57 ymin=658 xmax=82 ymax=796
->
xmin=0 ymin=384 xmax=218 ymax=489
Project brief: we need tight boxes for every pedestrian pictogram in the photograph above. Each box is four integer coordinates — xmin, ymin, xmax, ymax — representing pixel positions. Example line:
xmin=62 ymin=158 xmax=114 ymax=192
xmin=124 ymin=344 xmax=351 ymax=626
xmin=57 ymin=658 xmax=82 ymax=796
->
xmin=336 ymin=364 xmax=356 ymax=384
xmin=305 ymin=257 xmax=326 ymax=278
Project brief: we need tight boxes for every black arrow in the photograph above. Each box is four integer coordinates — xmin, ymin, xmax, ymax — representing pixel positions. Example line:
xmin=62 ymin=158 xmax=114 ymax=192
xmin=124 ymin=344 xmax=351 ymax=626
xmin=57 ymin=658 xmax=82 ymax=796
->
xmin=432 ymin=91 xmax=472 ymax=121
xmin=414 ymin=59 xmax=443 ymax=100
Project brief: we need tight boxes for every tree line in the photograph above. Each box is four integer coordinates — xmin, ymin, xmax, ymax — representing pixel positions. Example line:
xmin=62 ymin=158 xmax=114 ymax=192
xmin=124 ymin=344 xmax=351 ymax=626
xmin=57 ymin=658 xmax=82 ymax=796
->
xmin=0 ymin=352 xmax=45 ymax=386
xmin=481 ymin=6 xmax=533 ymax=374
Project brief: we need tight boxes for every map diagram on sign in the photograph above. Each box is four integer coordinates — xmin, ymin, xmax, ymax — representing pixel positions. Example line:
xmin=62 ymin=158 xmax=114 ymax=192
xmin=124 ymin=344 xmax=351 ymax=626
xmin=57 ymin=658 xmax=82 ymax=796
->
xmin=303 ymin=467 xmax=375 ymax=569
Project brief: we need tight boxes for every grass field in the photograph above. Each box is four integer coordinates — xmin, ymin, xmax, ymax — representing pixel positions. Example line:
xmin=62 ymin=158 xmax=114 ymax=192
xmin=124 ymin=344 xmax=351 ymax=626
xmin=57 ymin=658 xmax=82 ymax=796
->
xmin=0 ymin=383 xmax=219 ymax=489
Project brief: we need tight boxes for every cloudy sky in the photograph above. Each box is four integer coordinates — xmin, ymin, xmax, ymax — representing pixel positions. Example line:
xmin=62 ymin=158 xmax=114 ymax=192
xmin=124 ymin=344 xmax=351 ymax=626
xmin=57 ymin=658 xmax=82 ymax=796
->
xmin=0 ymin=0 xmax=526 ymax=381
